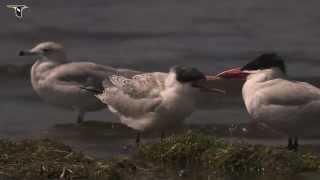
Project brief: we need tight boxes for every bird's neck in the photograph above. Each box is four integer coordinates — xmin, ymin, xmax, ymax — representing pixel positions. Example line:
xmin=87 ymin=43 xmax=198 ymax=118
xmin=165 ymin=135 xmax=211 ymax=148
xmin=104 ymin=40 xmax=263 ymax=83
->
xmin=160 ymin=82 xmax=196 ymax=116
xmin=163 ymin=77 xmax=196 ymax=106
xmin=31 ymin=58 xmax=65 ymax=84
xmin=242 ymin=68 xmax=286 ymax=116
xmin=246 ymin=68 xmax=286 ymax=83
xmin=164 ymin=73 xmax=192 ymax=94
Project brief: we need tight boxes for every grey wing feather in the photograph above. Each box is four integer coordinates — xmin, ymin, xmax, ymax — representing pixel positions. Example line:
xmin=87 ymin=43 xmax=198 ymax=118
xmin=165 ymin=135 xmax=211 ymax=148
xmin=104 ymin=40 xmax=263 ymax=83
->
xmin=251 ymin=80 xmax=320 ymax=122
xmin=96 ymin=72 xmax=167 ymax=117
xmin=49 ymin=62 xmax=142 ymax=91
xmin=97 ymin=87 xmax=162 ymax=117
xmin=104 ymin=72 xmax=167 ymax=98
xmin=261 ymin=80 xmax=320 ymax=106
xmin=116 ymin=67 xmax=142 ymax=78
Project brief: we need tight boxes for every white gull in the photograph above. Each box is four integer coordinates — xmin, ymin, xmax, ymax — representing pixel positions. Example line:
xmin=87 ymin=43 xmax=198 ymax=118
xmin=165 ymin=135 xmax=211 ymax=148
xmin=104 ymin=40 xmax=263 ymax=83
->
xmin=19 ymin=41 xmax=140 ymax=123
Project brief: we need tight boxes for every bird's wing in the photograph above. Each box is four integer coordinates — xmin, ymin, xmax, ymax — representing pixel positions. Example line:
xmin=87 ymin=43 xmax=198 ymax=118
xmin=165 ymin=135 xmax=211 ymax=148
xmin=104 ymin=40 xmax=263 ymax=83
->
xmin=259 ymin=79 xmax=320 ymax=106
xmin=105 ymin=72 xmax=167 ymax=98
xmin=96 ymin=87 xmax=162 ymax=118
xmin=245 ymin=79 xmax=320 ymax=122
xmin=47 ymin=62 xmax=142 ymax=91
xmin=96 ymin=72 xmax=167 ymax=117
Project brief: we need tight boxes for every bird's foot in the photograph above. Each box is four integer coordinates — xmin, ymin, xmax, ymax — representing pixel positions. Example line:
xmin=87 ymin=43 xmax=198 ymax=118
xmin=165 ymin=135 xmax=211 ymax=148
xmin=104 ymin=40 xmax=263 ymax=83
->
xmin=287 ymin=137 xmax=299 ymax=151
xmin=76 ymin=110 xmax=85 ymax=124
xmin=135 ymin=133 xmax=141 ymax=147
xmin=161 ymin=132 xmax=165 ymax=143
xmin=293 ymin=137 xmax=299 ymax=151
xmin=287 ymin=138 xmax=293 ymax=150
xmin=77 ymin=117 xmax=83 ymax=124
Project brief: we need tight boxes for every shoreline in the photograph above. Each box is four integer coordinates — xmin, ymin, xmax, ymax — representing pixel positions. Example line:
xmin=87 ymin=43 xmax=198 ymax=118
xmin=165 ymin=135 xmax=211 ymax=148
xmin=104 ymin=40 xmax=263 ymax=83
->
xmin=1 ymin=132 xmax=320 ymax=179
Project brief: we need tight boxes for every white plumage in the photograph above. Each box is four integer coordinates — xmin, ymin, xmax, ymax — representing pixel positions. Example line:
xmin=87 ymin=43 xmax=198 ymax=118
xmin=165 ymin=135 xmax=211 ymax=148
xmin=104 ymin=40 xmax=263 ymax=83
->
xmin=96 ymin=69 xmax=199 ymax=132
xmin=20 ymin=41 xmax=140 ymax=123
xmin=217 ymin=53 xmax=320 ymax=150
xmin=242 ymin=68 xmax=320 ymax=137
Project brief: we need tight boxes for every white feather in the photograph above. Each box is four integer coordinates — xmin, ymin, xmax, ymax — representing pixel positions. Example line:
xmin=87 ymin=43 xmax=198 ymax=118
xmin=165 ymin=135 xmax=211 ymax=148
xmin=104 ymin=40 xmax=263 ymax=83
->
xmin=28 ymin=42 xmax=141 ymax=122
xmin=243 ymin=68 xmax=320 ymax=137
xmin=96 ymin=71 xmax=198 ymax=131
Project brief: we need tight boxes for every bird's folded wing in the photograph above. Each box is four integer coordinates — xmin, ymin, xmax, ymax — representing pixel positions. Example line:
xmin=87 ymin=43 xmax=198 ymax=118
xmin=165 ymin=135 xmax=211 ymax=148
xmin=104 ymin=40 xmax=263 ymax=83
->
xmin=105 ymin=72 xmax=167 ymax=98
xmin=97 ymin=87 xmax=162 ymax=117
xmin=260 ymin=80 xmax=320 ymax=106
xmin=48 ymin=62 xmax=143 ymax=92
xmin=115 ymin=67 xmax=143 ymax=78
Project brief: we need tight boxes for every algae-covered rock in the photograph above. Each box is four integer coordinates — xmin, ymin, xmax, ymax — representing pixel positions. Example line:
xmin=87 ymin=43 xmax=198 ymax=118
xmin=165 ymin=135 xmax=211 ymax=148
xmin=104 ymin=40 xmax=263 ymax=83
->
xmin=138 ymin=132 xmax=320 ymax=176
xmin=204 ymin=143 xmax=320 ymax=175
xmin=1 ymin=133 xmax=320 ymax=179
xmin=138 ymin=133 xmax=224 ymax=167
xmin=0 ymin=138 xmax=120 ymax=179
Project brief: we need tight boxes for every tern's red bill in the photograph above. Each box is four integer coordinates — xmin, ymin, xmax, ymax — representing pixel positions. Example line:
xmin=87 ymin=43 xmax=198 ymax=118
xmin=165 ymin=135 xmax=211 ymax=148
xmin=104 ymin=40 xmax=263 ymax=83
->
xmin=216 ymin=67 xmax=249 ymax=79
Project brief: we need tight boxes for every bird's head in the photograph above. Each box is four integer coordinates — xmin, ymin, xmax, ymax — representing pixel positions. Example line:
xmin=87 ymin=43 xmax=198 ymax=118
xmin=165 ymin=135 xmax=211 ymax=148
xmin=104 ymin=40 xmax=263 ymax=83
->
xmin=168 ymin=66 xmax=226 ymax=94
xmin=217 ymin=53 xmax=286 ymax=80
xmin=171 ymin=66 xmax=206 ymax=84
xmin=19 ymin=42 xmax=67 ymax=62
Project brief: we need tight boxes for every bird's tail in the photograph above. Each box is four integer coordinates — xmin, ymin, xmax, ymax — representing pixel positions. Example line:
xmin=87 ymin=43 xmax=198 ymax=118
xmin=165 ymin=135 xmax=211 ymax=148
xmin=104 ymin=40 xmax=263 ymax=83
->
xmin=80 ymin=86 xmax=103 ymax=94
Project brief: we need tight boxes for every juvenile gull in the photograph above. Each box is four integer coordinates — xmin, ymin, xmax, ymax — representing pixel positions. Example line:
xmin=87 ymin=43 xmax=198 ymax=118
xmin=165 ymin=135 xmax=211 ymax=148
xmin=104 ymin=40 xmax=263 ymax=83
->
xmin=83 ymin=66 xmax=225 ymax=144
xmin=19 ymin=42 xmax=140 ymax=123
xmin=217 ymin=53 xmax=320 ymax=151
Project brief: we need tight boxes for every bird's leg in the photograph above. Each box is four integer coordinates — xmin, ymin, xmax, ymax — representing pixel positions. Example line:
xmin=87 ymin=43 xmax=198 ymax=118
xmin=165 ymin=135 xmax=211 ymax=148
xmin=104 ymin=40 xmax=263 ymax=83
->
xmin=77 ymin=111 xmax=85 ymax=124
xmin=136 ymin=132 xmax=140 ymax=147
xmin=287 ymin=137 xmax=293 ymax=150
xmin=161 ymin=131 xmax=165 ymax=142
xmin=293 ymin=137 xmax=299 ymax=151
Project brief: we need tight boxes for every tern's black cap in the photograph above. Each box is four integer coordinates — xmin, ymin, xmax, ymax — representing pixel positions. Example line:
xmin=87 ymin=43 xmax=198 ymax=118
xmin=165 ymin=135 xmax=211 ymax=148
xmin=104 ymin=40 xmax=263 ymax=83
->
xmin=173 ymin=66 xmax=206 ymax=83
xmin=241 ymin=53 xmax=286 ymax=73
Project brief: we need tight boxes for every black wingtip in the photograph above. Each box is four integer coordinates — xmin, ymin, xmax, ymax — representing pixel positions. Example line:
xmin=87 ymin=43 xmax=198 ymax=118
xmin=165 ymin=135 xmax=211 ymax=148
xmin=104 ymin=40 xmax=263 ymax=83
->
xmin=19 ymin=50 xmax=25 ymax=56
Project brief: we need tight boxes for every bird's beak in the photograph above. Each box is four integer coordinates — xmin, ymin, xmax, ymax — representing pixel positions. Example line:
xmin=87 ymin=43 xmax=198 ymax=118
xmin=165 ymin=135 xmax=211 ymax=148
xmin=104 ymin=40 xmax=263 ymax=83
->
xmin=19 ymin=50 xmax=38 ymax=56
xmin=192 ymin=78 xmax=226 ymax=94
xmin=216 ymin=67 xmax=250 ymax=79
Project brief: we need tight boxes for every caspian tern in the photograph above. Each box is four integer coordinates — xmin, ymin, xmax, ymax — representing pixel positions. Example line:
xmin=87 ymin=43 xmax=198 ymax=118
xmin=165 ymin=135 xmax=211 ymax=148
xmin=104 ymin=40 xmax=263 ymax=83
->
xmin=82 ymin=66 xmax=225 ymax=145
xmin=19 ymin=42 xmax=140 ymax=123
xmin=217 ymin=53 xmax=320 ymax=150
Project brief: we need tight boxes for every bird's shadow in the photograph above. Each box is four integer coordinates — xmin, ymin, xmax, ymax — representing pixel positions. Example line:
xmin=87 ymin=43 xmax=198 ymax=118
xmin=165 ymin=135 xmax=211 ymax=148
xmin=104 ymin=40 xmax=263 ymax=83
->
xmin=51 ymin=121 xmax=275 ymax=140
xmin=52 ymin=121 xmax=136 ymax=140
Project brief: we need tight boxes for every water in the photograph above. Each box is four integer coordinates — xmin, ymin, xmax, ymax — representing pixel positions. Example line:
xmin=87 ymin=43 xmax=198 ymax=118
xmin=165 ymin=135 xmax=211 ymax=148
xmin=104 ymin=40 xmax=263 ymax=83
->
xmin=1 ymin=0 xmax=320 ymax=74
xmin=0 ymin=0 xmax=320 ymax=179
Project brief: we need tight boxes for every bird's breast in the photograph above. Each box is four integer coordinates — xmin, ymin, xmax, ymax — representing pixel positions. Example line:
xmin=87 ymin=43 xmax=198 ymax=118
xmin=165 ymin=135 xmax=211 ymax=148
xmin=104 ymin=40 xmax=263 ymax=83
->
xmin=30 ymin=61 xmax=62 ymax=103
xmin=242 ymin=80 xmax=264 ymax=119
xmin=31 ymin=60 xmax=62 ymax=88
xmin=159 ymin=86 xmax=195 ymax=116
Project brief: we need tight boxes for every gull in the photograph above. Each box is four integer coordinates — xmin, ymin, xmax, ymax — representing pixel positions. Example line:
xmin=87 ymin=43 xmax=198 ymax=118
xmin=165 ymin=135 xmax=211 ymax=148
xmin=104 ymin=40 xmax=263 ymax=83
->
xmin=19 ymin=42 xmax=140 ymax=123
xmin=82 ymin=66 xmax=225 ymax=144
xmin=217 ymin=53 xmax=320 ymax=151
